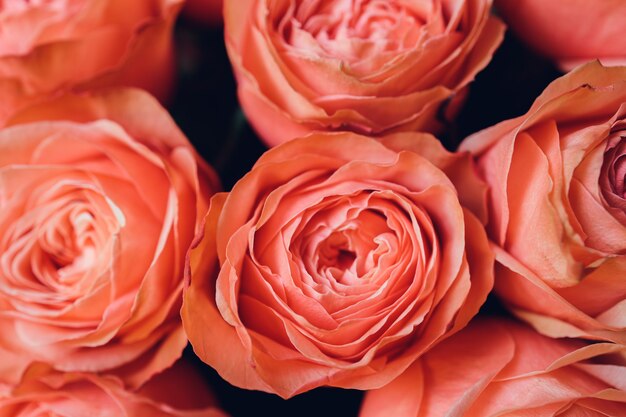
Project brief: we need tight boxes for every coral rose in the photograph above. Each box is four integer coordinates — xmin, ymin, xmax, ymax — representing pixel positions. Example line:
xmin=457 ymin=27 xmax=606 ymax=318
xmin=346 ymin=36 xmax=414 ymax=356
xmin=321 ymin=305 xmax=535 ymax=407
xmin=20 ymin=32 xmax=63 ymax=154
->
xmin=496 ymin=0 xmax=626 ymax=71
xmin=360 ymin=319 xmax=626 ymax=417
xmin=225 ymin=0 xmax=505 ymax=147
xmin=460 ymin=62 xmax=626 ymax=343
xmin=183 ymin=132 xmax=494 ymax=398
xmin=183 ymin=0 xmax=223 ymax=25
xmin=0 ymin=89 xmax=218 ymax=388
xmin=0 ymin=0 xmax=183 ymax=124
xmin=0 ymin=360 xmax=228 ymax=417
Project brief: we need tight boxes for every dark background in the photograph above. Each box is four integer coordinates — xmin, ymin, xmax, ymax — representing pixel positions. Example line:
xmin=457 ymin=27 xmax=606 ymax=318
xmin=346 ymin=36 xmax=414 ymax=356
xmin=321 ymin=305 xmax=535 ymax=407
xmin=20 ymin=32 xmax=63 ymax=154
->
xmin=170 ymin=15 xmax=561 ymax=417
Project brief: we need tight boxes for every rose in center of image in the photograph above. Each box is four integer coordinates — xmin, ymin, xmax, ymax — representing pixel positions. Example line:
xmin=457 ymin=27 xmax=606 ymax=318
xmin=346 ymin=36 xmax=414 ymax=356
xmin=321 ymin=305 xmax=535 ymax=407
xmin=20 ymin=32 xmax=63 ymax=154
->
xmin=183 ymin=132 xmax=494 ymax=398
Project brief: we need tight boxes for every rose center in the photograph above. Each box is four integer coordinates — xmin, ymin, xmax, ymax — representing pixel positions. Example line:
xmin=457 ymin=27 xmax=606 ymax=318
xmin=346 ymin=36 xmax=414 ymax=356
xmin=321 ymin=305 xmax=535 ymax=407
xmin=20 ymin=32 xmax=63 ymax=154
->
xmin=298 ymin=204 xmax=394 ymax=285
xmin=44 ymin=208 xmax=98 ymax=282
xmin=302 ymin=1 xmax=423 ymax=40
xmin=280 ymin=0 xmax=434 ymax=74
xmin=0 ymin=180 xmax=123 ymax=307
xmin=318 ymin=231 xmax=357 ymax=271
xmin=601 ymin=133 xmax=626 ymax=208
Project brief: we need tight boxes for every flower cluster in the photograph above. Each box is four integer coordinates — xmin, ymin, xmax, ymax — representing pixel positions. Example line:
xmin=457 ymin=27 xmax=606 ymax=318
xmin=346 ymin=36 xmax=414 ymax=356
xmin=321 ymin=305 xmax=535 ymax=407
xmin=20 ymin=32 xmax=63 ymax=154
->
xmin=0 ymin=0 xmax=624 ymax=416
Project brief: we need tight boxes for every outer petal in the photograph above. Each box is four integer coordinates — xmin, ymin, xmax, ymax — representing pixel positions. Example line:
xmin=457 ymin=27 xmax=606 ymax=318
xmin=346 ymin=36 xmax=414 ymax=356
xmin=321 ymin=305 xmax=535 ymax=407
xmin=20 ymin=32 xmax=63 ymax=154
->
xmin=360 ymin=319 xmax=626 ymax=417
xmin=0 ymin=361 xmax=229 ymax=417
xmin=496 ymin=0 xmax=626 ymax=71
xmin=0 ymin=0 xmax=183 ymax=124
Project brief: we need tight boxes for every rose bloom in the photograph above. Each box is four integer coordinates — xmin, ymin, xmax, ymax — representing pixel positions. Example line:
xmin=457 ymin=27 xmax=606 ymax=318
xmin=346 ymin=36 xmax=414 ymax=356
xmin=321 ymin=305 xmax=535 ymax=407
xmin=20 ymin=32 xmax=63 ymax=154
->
xmin=496 ymin=0 xmax=626 ymax=71
xmin=183 ymin=132 xmax=494 ymax=398
xmin=460 ymin=62 xmax=626 ymax=343
xmin=225 ymin=0 xmax=505 ymax=147
xmin=0 ymin=360 xmax=228 ymax=417
xmin=183 ymin=0 xmax=223 ymax=25
xmin=0 ymin=89 xmax=218 ymax=388
xmin=360 ymin=319 xmax=626 ymax=417
xmin=0 ymin=0 xmax=182 ymax=124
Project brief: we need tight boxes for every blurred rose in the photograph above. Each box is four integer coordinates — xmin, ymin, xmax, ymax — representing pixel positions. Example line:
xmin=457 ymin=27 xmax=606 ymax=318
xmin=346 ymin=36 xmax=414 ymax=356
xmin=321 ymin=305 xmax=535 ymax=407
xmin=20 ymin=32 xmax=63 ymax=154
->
xmin=361 ymin=319 xmax=626 ymax=417
xmin=0 ymin=0 xmax=183 ymax=124
xmin=496 ymin=0 xmax=626 ymax=71
xmin=461 ymin=62 xmax=626 ymax=343
xmin=0 ymin=360 xmax=228 ymax=417
xmin=183 ymin=132 xmax=493 ymax=398
xmin=183 ymin=0 xmax=223 ymax=25
xmin=0 ymin=89 xmax=218 ymax=388
xmin=225 ymin=0 xmax=505 ymax=147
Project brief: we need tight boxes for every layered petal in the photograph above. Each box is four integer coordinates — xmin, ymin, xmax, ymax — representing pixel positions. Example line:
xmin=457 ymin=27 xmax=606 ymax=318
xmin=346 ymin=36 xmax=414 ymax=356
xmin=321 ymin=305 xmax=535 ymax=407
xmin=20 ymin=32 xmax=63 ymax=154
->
xmin=461 ymin=62 xmax=626 ymax=343
xmin=0 ymin=360 xmax=228 ymax=417
xmin=225 ymin=0 xmax=505 ymax=146
xmin=0 ymin=89 xmax=218 ymax=387
xmin=360 ymin=319 xmax=626 ymax=417
xmin=183 ymin=131 xmax=493 ymax=397
xmin=496 ymin=0 xmax=626 ymax=71
xmin=0 ymin=0 xmax=183 ymax=124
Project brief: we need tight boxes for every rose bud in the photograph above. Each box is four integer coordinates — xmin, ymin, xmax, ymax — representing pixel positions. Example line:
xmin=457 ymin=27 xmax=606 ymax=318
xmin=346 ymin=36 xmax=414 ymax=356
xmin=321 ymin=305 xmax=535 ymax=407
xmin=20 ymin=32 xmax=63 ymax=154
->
xmin=0 ymin=89 xmax=218 ymax=388
xmin=0 ymin=0 xmax=183 ymax=124
xmin=224 ymin=0 xmax=505 ymax=147
xmin=0 ymin=360 xmax=228 ymax=417
xmin=495 ymin=0 xmax=626 ymax=71
xmin=360 ymin=319 xmax=626 ymax=417
xmin=461 ymin=62 xmax=626 ymax=343
xmin=183 ymin=132 xmax=494 ymax=398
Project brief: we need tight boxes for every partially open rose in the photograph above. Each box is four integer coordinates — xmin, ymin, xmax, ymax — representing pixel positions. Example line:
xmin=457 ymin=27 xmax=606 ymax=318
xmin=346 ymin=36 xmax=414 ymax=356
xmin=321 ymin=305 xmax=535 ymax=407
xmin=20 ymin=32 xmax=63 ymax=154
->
xmin=183 ymin=132 xmax=493 ymax=398
xmin=360 ymin=319 xmax=626 ymax=417
xmin=461 ymin=62 xmax=626 ymax=343
xmin=0 ymin=361 xmax=228 ymax=417
xmin=0 ymin=89 xmax=218 ymax=388
xmin=225 ymin=0 xmax=505 ymax=146
xmin=0 ymin=0 xmax=182 ymax=124
xmin=495 ymin=0 xmax=626 ymax=71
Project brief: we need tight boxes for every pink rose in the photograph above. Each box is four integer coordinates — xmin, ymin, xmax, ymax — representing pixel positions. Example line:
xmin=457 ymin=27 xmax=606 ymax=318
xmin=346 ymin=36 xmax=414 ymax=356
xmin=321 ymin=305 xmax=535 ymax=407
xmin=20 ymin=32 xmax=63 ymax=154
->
xmin=225 ymin=0 xmax=505 ymax=146
xmin=0 ymin=360 xmax=228 ymax=417
xmin=183 ymin=131 xmax=493 ymax=398
xmin=461 ymin=62 xmax=626 ymax=343
xmin=0 ymin=0 xmax=183 ymax=124
xmin=496 ymin=0 xmax=626 ymax=71
xmin=0 ymin=89 xmax=218 ymax=388
xmin=361 ymin=319 xmax=626 ymax=417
